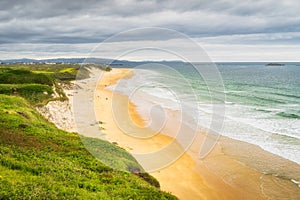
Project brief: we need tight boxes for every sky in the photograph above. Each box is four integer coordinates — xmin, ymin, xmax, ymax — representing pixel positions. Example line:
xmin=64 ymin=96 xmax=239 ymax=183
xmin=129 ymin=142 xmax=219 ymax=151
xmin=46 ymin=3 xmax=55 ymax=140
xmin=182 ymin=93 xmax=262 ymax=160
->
xmin=0 ymin=0 xmax=300 ymax=62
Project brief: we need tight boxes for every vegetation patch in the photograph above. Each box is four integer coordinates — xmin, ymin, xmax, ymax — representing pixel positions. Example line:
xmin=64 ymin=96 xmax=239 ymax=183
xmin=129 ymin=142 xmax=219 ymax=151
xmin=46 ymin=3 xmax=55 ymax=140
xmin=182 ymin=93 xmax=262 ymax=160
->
xmin=0 ymin=68 xmax=53 ymax=85
xmin=0 ymin=94 xmax=176 ymax=199
xmin=0 ymin=64 xmax=177 ymax=199
xmin=0 ymin=84 xmax=53 ymax=105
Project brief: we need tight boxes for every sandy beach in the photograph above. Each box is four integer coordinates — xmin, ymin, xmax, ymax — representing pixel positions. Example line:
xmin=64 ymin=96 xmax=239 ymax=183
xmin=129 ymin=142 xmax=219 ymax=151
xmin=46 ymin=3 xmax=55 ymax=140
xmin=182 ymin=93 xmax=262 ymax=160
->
xmin=92 ymin=68 xmax=300 ymax=199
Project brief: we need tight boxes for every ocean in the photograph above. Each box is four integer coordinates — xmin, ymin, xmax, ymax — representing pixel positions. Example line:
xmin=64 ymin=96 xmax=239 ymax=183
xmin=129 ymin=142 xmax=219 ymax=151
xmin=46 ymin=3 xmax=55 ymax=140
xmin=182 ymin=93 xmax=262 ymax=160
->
xmin=109 ymin=62 xmax=300 ymax=165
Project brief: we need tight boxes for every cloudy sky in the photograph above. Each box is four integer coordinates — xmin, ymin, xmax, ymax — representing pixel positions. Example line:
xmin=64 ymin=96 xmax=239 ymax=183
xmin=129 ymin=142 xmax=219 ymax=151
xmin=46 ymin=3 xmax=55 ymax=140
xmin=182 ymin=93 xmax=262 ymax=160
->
xmin=0 ymin=0 xmax=300 ymax=61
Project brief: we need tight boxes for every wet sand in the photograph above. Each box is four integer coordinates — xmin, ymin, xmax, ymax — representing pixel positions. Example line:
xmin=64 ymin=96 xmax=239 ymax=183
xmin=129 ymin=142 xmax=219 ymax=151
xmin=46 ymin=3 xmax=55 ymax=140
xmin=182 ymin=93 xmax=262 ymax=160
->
xmin=93 ymin=68 xmax=300 ymax=200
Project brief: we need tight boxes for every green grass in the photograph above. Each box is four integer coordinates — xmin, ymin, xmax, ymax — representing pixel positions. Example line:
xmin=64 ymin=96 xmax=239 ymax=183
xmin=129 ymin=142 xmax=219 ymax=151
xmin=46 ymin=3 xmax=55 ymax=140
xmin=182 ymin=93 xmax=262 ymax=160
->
xmin=0 ymin=95 xmax=176 ymax=199
xmin=0 ymin=65 xmax=110 ymax=105
xmin=0 ymin=67 xmax=68 ymax=106
xmin=4 ymin=64 xmax=80 ymax=74
xmin=59 ymin=68 xmax=76 ymax=73
xmin=0 ymin=63 xmax=110 ymax=81
xmin=0 ymin=64 xmax=177 ymax=199
xmin=0 ymin=68 xmax=53 ymax=85
xmin=0 ymin=84 xmax=54 ymax=105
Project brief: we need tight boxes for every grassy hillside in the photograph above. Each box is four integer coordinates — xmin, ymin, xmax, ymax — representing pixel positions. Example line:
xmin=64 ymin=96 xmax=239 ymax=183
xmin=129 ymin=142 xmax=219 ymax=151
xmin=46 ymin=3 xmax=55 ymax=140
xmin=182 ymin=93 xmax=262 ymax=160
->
xmin=0 ymin=65 xmax=177 ymax=199
xmin=0 ymin=64 xmax=108 ymax=106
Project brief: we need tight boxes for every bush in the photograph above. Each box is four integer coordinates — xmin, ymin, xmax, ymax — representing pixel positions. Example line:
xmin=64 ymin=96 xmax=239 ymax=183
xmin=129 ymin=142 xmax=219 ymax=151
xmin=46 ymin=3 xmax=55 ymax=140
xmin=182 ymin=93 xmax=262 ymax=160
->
xmin=0 ymin=68 xmax=53 ymax=85
xmin=0 ymin=84 xmax=53 ymax=105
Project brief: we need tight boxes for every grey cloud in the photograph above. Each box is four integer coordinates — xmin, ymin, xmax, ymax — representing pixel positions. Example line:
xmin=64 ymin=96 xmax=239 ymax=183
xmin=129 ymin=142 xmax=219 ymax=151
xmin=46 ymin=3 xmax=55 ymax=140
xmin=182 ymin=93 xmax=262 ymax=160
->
xmin=0 ymin=0 xmax=300 ymax=45
xmin=1 ymin=0 xmax=300 ymax=18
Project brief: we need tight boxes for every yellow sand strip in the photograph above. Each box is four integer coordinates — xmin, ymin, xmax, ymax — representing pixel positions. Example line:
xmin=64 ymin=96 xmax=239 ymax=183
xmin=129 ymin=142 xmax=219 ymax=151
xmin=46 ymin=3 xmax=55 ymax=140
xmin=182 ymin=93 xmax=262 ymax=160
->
xmin=93 ymin=68 xmax=300 ymax=200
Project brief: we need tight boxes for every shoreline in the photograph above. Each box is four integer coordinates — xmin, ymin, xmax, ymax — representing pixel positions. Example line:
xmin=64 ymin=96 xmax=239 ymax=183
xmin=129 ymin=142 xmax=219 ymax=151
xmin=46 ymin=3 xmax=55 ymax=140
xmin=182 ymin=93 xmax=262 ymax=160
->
xmin=94 ymin=68 xmax=300 ymax=199
xmin=93 ymin=68 xmax=240 ymax=199
xmin=41 ymin=67 xmax=300 ymax=199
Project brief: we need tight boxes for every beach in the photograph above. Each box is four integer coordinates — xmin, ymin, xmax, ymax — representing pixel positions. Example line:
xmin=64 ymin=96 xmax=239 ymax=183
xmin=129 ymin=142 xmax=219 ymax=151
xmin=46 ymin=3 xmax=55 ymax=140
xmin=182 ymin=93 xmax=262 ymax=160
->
xmin=91 ymin=68 xmax=300 ymax=199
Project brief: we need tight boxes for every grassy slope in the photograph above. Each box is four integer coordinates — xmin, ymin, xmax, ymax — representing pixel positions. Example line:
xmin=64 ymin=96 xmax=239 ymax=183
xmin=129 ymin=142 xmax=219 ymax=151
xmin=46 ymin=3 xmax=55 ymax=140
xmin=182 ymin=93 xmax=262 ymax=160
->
xmin=0 ymin=65 xmax=177 ymax=199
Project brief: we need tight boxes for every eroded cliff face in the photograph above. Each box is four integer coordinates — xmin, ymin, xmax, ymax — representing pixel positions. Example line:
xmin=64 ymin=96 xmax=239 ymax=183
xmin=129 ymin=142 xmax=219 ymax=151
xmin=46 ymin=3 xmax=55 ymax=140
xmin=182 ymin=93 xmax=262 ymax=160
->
xmin=36 ymin=67 xmax=104 ymax=133
xmin=36 ymin=83 xmax=76 ymax=132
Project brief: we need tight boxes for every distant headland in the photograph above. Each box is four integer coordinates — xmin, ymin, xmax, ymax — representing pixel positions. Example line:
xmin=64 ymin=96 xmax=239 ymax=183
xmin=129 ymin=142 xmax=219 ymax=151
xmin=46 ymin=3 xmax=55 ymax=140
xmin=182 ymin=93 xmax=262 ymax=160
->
xmin=265 ymin=63 xmax=285 ymax=66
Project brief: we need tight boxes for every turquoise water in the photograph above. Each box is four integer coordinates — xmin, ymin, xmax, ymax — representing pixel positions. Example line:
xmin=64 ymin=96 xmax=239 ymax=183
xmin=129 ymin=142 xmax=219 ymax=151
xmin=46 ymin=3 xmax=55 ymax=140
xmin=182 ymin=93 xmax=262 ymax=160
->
xmin=111 ymin=62 xmax=300 ymax=164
